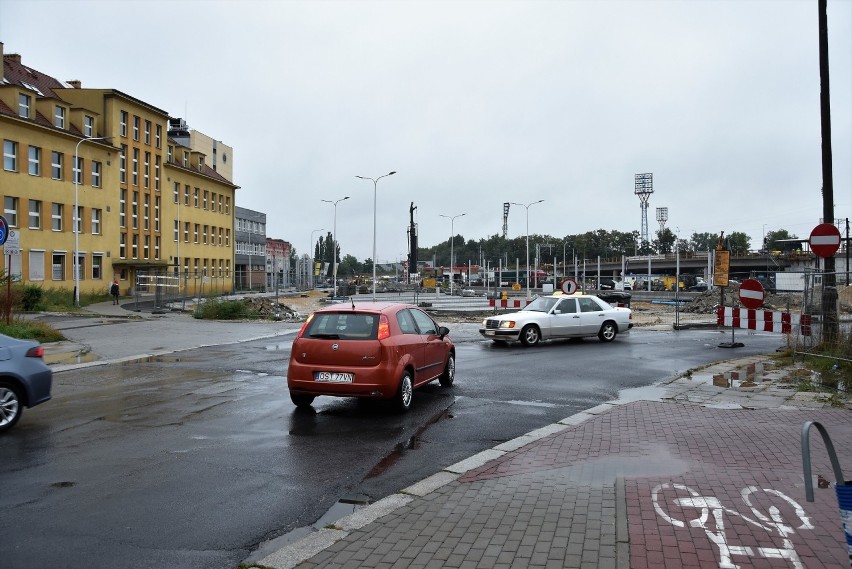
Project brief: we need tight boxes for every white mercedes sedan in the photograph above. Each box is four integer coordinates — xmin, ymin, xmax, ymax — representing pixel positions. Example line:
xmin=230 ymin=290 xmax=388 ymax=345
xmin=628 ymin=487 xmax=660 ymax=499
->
xmin=479 ymin=293 xmax=632 ymax=346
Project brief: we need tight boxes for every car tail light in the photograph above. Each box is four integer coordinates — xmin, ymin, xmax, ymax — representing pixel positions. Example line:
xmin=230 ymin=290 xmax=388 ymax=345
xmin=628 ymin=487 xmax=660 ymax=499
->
xmin=26 ymin=346 xmax=44 ymax=358
xmin=295 ymin=314 xmax=315 ymax=339
xmin=377 ymin=314 xmax=391 ymax=340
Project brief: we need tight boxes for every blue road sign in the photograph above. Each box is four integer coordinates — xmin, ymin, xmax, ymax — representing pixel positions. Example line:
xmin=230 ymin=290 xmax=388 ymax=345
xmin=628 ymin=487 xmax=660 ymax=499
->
xmin=0 ymin=215 xmax=7 ymax=245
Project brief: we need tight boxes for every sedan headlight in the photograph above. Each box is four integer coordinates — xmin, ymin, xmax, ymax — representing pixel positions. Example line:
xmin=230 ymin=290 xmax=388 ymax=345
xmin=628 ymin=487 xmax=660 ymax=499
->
xmin=499 ymin=320 xmax=516 ymax=329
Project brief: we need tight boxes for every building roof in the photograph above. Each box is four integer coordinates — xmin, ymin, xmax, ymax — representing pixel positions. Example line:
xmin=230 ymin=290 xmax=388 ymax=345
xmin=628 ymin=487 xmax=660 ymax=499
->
xmin=3 ymin=52 xmax=68 ymax=99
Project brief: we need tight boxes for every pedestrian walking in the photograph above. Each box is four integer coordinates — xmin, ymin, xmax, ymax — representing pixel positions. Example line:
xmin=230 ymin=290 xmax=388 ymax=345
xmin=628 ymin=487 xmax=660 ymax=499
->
xmin=110 ymin=280 xmax=120 ymax=305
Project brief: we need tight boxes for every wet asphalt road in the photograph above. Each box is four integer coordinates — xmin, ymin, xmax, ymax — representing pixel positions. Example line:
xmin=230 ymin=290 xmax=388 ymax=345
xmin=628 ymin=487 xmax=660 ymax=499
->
xmin=0 ymin=322 xmax=785 ymax=569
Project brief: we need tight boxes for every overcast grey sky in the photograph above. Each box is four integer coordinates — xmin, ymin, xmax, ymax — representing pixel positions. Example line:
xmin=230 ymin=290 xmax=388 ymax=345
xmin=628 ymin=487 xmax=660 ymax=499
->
xmin=2 ymin=0 xmax=850 ymax=262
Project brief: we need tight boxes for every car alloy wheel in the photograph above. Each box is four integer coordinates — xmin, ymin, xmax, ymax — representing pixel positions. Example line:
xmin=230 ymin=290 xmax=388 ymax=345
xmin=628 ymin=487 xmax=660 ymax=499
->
xmin=0 ymin=381 xmax=22 ymax=432
xmin=439 ymin=354 xmax=455 ymax=387
xmin=396 ymin=370 xmax=413 ymax=412
xmin=520 ymin=325 xmax=540 ymax=346
xmin=598 ymin=322 xmax=617 ymax=342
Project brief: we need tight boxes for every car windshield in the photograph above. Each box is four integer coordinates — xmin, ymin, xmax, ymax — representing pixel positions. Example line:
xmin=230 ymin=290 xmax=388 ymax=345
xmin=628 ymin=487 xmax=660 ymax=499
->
xmin=304 ymin=312 xmax=378 ymax=340
xmin=522 ymin=297 xmax=560 ymax=313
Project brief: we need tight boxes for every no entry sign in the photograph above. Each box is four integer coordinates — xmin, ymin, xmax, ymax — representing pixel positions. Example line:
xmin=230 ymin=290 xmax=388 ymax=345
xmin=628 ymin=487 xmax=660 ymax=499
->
xmin=738 ymin=278 xmax=765 ymax=310
xmin=809 ymin=223 xmax=841 ymax=257
xmin=561 ymin=278 xmax=579 ymax=295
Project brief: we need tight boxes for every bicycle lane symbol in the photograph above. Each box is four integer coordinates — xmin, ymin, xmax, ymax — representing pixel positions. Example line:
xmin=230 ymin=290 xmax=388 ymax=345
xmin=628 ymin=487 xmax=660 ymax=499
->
xmin=651 ymin=483 xmax=815 ymax=569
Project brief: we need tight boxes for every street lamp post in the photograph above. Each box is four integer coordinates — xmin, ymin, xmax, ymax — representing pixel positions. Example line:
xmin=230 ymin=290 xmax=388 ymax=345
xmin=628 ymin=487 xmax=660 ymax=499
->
xmin=322 ymin=197 xmax=349 ymax=298
xmin=74 ymin=136 xmax=111 ymax=306
xmin=510 ymin=200 xmax=544 ymax=299
xmin=309 ymin=228 xmax=325 ymax=289
xmin=439 ymin=213 xmax=466 ymax=296
xmin=356 ymin=171 xmax=396 ymax=301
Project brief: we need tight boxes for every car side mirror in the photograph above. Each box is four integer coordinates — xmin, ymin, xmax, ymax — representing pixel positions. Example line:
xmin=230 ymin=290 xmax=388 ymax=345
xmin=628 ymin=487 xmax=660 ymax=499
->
xmin=437 ymin=326 xmax=450 ymax=339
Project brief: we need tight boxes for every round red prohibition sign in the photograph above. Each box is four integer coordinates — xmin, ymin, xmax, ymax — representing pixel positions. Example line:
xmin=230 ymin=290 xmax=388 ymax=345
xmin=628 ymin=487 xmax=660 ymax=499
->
xmin=561 ymin=278 xmax=579 ymax=295
xmin=739 ymin=278 xmax=765 ymax=310
xmin=809 ymin=223 xmax=841 ymax=258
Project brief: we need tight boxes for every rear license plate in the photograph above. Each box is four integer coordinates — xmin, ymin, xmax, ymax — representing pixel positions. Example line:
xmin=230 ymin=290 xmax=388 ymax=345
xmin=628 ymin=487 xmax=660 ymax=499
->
xmin=315 ymin=371 xmax=354 ymax=383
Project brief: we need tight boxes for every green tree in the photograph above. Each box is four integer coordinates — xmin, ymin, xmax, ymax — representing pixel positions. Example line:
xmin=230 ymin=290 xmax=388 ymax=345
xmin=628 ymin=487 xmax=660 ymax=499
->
xmin=653 ymin=228 xmax=677 ymax=254
xmin=727 ymin=231 xmax=751 ymax=255
xmin=764 ymin=229 xmax=799 ymax=252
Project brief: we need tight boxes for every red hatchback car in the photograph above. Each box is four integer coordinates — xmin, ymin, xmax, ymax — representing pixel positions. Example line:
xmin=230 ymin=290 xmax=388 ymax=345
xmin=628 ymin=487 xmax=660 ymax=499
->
xmin=287 ymin=302 xmax=456 ymax=411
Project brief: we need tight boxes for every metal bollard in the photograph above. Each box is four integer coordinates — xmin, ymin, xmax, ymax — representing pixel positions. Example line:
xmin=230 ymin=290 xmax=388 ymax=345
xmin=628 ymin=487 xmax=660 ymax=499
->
xmin=802 ymin=421 xmax=852 ymax=567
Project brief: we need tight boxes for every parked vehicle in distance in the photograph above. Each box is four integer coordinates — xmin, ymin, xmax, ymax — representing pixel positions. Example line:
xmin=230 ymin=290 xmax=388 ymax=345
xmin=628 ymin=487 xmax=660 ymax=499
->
xmin=0 ymin=333 xmax=53 ymax=433
xmin=287 ymin=302 xmax=455 ymax=411
xmin=479 ymin=293 xmax=632 ymax=346
xmin=688 ymin=282 xmax=710 ymax=292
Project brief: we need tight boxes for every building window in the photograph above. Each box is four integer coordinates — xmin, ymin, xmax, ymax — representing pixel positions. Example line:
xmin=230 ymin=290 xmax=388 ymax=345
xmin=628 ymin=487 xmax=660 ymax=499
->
xmin=144 ymin=235 xmax=150 ymax=259
xmin=154 ymin=156 xmax=161 ymax=190
xmin=144 ymin=120 xmax=151 ymax=145
xmin=29 ymin=250 xmax=45 ymax=281
xmin=3 ymin=140 xmax=17 ymax=171
xmin=218 ymin=227 xmax=223 ymax=246
xmin=120 ymin=110 xmax=128 ymax=137
xmin=51 ymin=151 xmax=63 ymax=180
xmin=156 ymin=124 xmax=162 ymax=149
xmin=28 ymin=199 xmax=41 ymax=229
xmin=54 ymin=105 xmax=66 ymax=129
xmin=132 ymin=148 xmax=138 ymax=185
xmin=203 ymin=190 xmax=209 ymax=210
xmin=173 ymin=220 xmax=179 ymax=242
xmin=92 ymin=254 xmax=103 ymax=280
xmin=143 ymin=151 xmax=150 ymax=188
xmin=84 ymin=115 xmax=94 ymax=137
xmin=133 ymin=115 xmax=140 ymax=141
xmin=226 ymin=229 xmax=230 ymax=246
xmin=119 ymin=145 xmax=127 ymax=183
xmin=52 ymin=253 xmax=66 ymax=281
xmin=184 ymin=222 xmax=189 ymax=243
xmin=184 ymin=185 xmax=190 ymax=206
xmin=193 ymin=188 xmax=199 ymax=207
xmin=119 ymin=189 xmax=126 ymax=227
xmin=132 ymin=234 xmax=138 ymax=258
xmin=143 ymin=195 xmax=149 ymax=230
xmin=4 ymin=197 xmax=18 ymax=226
xmin=51 ymin=203 xmax=63 ymax=231
xmin=132 ymin=191 xmax=138 ymax=229
xmin=183 ymin=151 xmax=188 ymax=168
xmin=194 ymin=224 xmax=199 ymax=243
xmin=173 ymin=182 xmax=179 ymax=204
xmin=225 ymin=196 xmax=230 ymax=214
xmin=92 ymin=161 xmax=102 ymax=187
xmin=28 ymin=146 xmax=40 ymax=176
xmin=203 ymin=225 xmax=208 ymax=245
xmin=119 ymin=233 xmax=126 ymax=258
xmin=73 ymin=155 xmax=83 ymax=184
xmin=155 ymin=236 xmax=160 ymax=260
xmin=74 ymin=205 xmax=83 ymax=234
xmin=74 ymin=254 xmax=85 ymax=281
xmin=91 ymin=208 xmax=101 ymax=234
xmin=18 ymin=93 xmax=31 ymax=118
xmin=154 ymin=196 xmax=160 ymax=232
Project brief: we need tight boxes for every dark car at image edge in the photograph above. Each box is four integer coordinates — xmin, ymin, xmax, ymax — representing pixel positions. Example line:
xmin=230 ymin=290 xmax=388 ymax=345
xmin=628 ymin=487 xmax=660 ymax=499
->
xmin=0 ymin=333 xmax=53 ymax=433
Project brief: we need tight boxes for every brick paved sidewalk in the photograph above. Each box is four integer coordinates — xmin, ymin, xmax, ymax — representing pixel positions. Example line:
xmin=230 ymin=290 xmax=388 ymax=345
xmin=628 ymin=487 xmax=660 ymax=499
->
xmin=257 ymin=401 xmax=852 ymax=569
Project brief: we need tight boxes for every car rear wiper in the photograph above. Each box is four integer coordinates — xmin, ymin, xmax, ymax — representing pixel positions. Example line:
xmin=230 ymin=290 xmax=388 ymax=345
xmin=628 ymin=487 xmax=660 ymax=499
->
xmin=309 ymin=333 xmax=341 ymax=339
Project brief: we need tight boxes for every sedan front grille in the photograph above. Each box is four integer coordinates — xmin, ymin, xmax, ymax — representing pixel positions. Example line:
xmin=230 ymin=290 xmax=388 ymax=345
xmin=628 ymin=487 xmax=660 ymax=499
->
xmin=484 ymin=319 xmax=500 ymax=330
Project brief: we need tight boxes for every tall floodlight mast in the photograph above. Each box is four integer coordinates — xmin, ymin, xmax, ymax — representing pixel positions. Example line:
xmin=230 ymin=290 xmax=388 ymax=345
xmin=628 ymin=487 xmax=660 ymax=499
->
xmin=634 ymin=173 xmax=654 ymax=243
xmin=656 ymin=207 xmax=668 ymax=233
xmin=502 ymin=202 xmax=510 ymax=238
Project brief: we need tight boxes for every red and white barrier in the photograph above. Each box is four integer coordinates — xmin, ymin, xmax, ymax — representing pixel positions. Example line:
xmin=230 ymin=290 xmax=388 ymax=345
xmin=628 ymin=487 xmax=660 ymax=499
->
xmin=489 ymin=299 xmax=525 ymax=309
xmin=715 ymin=306 xmax=810 ymax=336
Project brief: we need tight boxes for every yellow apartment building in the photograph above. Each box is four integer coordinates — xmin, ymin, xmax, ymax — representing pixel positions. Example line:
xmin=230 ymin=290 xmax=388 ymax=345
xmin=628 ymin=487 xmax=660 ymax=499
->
xmin=1 ymin=43 xmax=237 ymax=299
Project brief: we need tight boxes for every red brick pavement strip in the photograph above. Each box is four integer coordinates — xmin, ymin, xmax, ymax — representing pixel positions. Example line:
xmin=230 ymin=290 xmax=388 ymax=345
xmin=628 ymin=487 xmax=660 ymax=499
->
xmin=461 ymin=401 xmax=852 ymax=568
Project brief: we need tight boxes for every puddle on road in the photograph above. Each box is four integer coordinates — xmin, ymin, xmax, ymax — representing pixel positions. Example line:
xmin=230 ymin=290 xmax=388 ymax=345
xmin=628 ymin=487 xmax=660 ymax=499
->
xmin=121 ymin=356 xmax=193 ymax=365
xmin=242 ymin=496 xmax=370 ymax=565
xmin=264 ymin=341 xmax=293 ymax=351
xmin=365 ymin=407 xmax=455 ymax=479
xmin=612 ymin=385 xmax=668 ymax=404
